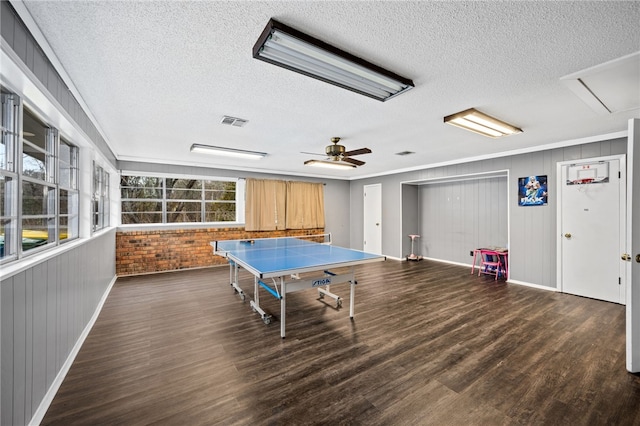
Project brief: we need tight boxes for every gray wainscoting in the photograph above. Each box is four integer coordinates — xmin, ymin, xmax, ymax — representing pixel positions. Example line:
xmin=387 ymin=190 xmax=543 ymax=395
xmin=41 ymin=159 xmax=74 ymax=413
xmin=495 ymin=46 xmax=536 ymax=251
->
xmin=1 ymin=229 xmax=116 ymax=426
xmin=350 ymin=138 xmax=627 ymax=289
xmin=419 ymin=176 xmax=508 ymax=264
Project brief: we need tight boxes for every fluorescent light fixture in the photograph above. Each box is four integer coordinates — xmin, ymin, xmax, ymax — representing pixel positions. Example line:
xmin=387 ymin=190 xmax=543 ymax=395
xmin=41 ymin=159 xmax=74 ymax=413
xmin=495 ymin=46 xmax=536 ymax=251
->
xmin=190 ymin=144 xmax=266 ymax=160
xmin=304 ymin=159 xmax=356 ymax=170
xmin=253 ymin=19 xmax=414 ymax=102
xmin=444 ymin=108 xmax=523 ymax=138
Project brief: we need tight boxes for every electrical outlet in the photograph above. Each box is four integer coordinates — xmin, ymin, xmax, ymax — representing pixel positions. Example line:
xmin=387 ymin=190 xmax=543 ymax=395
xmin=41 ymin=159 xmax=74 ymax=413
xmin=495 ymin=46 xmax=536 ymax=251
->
xmin=470 ymin=250 xmax=474 ymax=256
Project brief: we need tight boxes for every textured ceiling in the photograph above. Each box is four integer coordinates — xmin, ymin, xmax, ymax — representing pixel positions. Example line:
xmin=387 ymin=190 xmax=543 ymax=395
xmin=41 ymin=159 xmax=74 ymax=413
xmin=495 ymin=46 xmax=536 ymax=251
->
xmin=20 ymin=1 xmax=640 ymax=179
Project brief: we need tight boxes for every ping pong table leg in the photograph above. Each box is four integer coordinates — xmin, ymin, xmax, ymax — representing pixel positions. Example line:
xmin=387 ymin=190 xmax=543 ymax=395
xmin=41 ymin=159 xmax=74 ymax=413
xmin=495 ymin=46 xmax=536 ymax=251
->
xmin=254 ymin=277 xmax=259 ymax=307
xmin=228 ymin=261 xmax=245 ymax=301
xmin=281 ymin=278 xmax=286 ymax=338
xmin=350 ymin=279 xmax=355 ymax=318
xmin=249 ymin=277 xmax=273 ymax=325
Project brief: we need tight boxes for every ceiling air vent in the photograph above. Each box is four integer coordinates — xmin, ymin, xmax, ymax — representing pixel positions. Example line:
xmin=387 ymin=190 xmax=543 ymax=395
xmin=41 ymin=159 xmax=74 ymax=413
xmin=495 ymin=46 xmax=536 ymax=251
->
xmin=221 ymin=115 xmax=248 ymax=127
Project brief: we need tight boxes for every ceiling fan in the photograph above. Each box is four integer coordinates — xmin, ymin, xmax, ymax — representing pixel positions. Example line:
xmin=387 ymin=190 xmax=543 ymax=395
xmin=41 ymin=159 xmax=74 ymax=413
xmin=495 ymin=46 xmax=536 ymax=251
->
xmin=303 ymin=137 xmax=372 ymax=167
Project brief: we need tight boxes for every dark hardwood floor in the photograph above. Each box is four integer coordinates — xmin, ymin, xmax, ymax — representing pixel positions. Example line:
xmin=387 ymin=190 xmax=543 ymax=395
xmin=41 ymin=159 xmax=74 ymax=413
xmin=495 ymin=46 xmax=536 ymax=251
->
xmin=42 ymin=260 xmax=640 ymax=425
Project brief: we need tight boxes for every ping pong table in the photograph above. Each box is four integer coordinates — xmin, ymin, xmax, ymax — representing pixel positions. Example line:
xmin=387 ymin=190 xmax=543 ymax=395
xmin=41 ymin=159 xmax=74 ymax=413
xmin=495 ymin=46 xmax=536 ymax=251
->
xmin=211 ymin=235 xmax=385 ymax=338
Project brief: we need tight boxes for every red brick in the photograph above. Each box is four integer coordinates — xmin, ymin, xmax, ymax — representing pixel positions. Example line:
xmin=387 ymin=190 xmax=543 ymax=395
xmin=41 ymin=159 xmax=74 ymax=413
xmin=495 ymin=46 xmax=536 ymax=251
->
xmin=115 ymin=227 xmax=324 ymax=276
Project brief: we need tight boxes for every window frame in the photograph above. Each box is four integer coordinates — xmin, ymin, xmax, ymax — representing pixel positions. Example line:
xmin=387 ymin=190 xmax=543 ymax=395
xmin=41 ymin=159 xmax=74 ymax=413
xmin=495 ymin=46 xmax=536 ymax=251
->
xmin=92 ymin=161 xmax=110 ymax=233
xmin=120 ymin=173 xmax=241 ymax=226
xmin=1 ymin=89 xmax=20 ymax=261
xmin=58 ymin=136 xmax=79 ymax=242
xmin=0 ymin=87 xmax=82 ymax=264
xmin=20 ymin=111 xmax=57 ymax=253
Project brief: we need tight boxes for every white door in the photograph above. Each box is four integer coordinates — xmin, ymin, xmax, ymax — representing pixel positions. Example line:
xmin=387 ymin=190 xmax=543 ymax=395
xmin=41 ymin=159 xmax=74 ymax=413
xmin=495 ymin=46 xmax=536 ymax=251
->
xmin=560 ymin=158 xmax=625 ymax=304
xmin=363 ymin=184 xmax=382 ymax=254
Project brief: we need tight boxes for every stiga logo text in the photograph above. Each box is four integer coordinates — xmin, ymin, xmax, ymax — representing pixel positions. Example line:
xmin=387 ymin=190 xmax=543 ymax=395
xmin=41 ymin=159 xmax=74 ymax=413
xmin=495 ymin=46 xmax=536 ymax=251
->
xmin=312 ymin=278 xmax=331 ymax=287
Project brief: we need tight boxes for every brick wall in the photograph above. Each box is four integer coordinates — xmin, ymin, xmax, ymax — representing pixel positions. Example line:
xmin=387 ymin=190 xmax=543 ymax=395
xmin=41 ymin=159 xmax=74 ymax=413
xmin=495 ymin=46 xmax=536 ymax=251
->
xmin=116 ymin=227 xmax=324 ymax=276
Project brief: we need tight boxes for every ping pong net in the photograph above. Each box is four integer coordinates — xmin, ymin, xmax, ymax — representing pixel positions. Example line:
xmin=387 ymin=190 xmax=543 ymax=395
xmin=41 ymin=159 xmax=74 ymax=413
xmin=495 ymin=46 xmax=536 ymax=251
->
xmin=214 ymin=233 xmax=332 ymax=251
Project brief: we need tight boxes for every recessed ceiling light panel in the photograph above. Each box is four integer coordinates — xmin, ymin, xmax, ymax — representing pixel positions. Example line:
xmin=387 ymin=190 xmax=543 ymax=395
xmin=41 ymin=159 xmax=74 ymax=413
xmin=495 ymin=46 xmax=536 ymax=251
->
xmin=444 ymin=108 xmax=522 ymax=138
xmin=190 ymin=143 xmax=266 ymax=159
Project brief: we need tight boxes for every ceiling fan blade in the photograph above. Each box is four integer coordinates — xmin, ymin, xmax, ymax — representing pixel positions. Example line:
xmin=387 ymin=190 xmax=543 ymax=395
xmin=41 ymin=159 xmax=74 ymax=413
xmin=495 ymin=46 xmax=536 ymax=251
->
xmin=343 ymin=147 xmax=372 ymax=157
xmin=343 ymin=157 xmax=365 ymax=166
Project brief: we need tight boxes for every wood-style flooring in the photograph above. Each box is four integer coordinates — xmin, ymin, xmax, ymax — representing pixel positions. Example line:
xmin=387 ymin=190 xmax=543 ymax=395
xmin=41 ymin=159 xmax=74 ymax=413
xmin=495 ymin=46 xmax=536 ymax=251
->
xmin=42 ymin=260 xmax=640 ymax=425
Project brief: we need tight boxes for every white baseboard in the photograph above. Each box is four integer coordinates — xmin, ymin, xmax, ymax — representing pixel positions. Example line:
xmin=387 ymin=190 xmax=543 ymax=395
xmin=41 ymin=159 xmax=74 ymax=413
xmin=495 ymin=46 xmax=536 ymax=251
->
xmin=411 ymin=256 xmax=559 ymax=293
xmin=506 ymin=279 xmax=558 ymax=292
xmin=386 ymin=255 xmax=405 ymax=261
xmin=421 ymin=256 xmax=472 ymax=268
xmin=29 ymin=274 xmax=118 ymax=426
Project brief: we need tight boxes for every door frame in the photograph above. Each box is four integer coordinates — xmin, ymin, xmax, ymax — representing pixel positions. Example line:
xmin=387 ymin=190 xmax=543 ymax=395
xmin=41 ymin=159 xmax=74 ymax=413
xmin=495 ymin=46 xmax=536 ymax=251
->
xmin=400 ymin=169 xmax=510 ymax=268
xmin=626 ymin=118 xmax=639 ymax=372
xmin=556 ymin=154 xmax=627 ymax=300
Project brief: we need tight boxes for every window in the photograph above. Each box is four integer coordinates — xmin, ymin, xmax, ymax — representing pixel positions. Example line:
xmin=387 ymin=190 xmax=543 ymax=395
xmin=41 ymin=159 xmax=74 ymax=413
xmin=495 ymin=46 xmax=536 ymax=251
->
xmin=21 ymin=109 xmax=57 ymax=251
xmin=120 ymin=175 xmax=237 ymax=224
xmin=166 ymin=178 xmax=203 ymax=223
xmin=92 ymin=162 xmax=110 ymax=232
xmin=120 ymin=176 xmax=162 ymax=224
xmin=1 ymin=88 xmax=19 ymax=260
xmin=204 ymin=180 xmax=237 ymax=222
xmin=0 ymin=86 xmax=80 ymax=263
xmin=59 ymin=137 xmax=79 ymax=241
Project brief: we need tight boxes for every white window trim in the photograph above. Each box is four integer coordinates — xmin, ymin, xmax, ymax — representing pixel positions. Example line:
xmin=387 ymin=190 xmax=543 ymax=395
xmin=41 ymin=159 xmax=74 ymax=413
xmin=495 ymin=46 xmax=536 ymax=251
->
xmin=118 ymin=172 xmax=244 ymax=227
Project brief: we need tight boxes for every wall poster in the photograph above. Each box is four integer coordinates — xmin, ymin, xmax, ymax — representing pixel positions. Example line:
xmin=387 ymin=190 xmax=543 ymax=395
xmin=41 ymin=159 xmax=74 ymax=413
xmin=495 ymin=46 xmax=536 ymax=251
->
xmin=518 ymin=175 xmax=548 ymax=206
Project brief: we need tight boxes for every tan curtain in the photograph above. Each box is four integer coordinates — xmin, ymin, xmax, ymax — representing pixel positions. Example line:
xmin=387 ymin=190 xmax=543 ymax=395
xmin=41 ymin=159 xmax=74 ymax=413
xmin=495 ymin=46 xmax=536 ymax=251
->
xmin=310 ymin=182 xmax=325 ymax=228
xmin=286 ymin=181 xmax=325 ymax=229
xmin=245 ymin=178 xmax=286 ymax=231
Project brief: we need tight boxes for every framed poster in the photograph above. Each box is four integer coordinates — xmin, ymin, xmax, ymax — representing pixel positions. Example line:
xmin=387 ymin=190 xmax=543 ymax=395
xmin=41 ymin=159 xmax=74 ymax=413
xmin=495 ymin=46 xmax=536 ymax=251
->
xmin=518 ymin=175 xmax=548 ymax=206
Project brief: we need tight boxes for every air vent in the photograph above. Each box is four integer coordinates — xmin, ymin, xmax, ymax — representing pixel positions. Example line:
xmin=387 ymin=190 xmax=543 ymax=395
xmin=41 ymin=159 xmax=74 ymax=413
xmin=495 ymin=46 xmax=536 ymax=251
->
xmin=221 ymin=116 xmax=248 ymax=127
xmin=395 ymin=151 xmax=415 ymax=156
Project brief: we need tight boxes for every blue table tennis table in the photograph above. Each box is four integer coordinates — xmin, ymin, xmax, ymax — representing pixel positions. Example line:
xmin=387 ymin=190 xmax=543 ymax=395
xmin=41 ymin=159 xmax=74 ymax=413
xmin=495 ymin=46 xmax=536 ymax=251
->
xmin=211 ymin=235 xmax=386 ymax=338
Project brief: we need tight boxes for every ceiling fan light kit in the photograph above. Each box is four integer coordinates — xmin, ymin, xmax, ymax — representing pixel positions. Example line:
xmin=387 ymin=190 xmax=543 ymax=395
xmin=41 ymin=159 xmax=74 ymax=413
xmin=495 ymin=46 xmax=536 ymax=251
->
xmin=303 ymin=137 xmax=371 ymax=169
xmin=253 ymin=19 xmax=414 ymax=102
xmin=190 ymin=143 xmax=267 ymax=160
xmin=304 ymin=159 xmax=356 ymax=170
xmin=444 ymin=108 xmax=523 ymax=138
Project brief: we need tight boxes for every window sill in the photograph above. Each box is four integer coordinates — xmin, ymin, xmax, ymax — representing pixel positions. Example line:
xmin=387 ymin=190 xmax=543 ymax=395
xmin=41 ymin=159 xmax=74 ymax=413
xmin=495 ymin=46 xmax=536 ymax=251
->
xmin=116 ymin=222 xmax=245 ymax=232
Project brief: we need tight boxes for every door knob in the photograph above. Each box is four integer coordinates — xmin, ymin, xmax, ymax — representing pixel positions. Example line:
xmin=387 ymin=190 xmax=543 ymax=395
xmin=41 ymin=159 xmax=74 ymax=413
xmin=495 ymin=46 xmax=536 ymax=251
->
xmin=564 ymin=233 xmax=572 ymax=238
xmin=622 ymin=253 xmax=631 ymax=261
xmin=636 ymin=254 xmax=640 ymax=263
xmin=376 ymin=223 xmax=380 ymax=226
